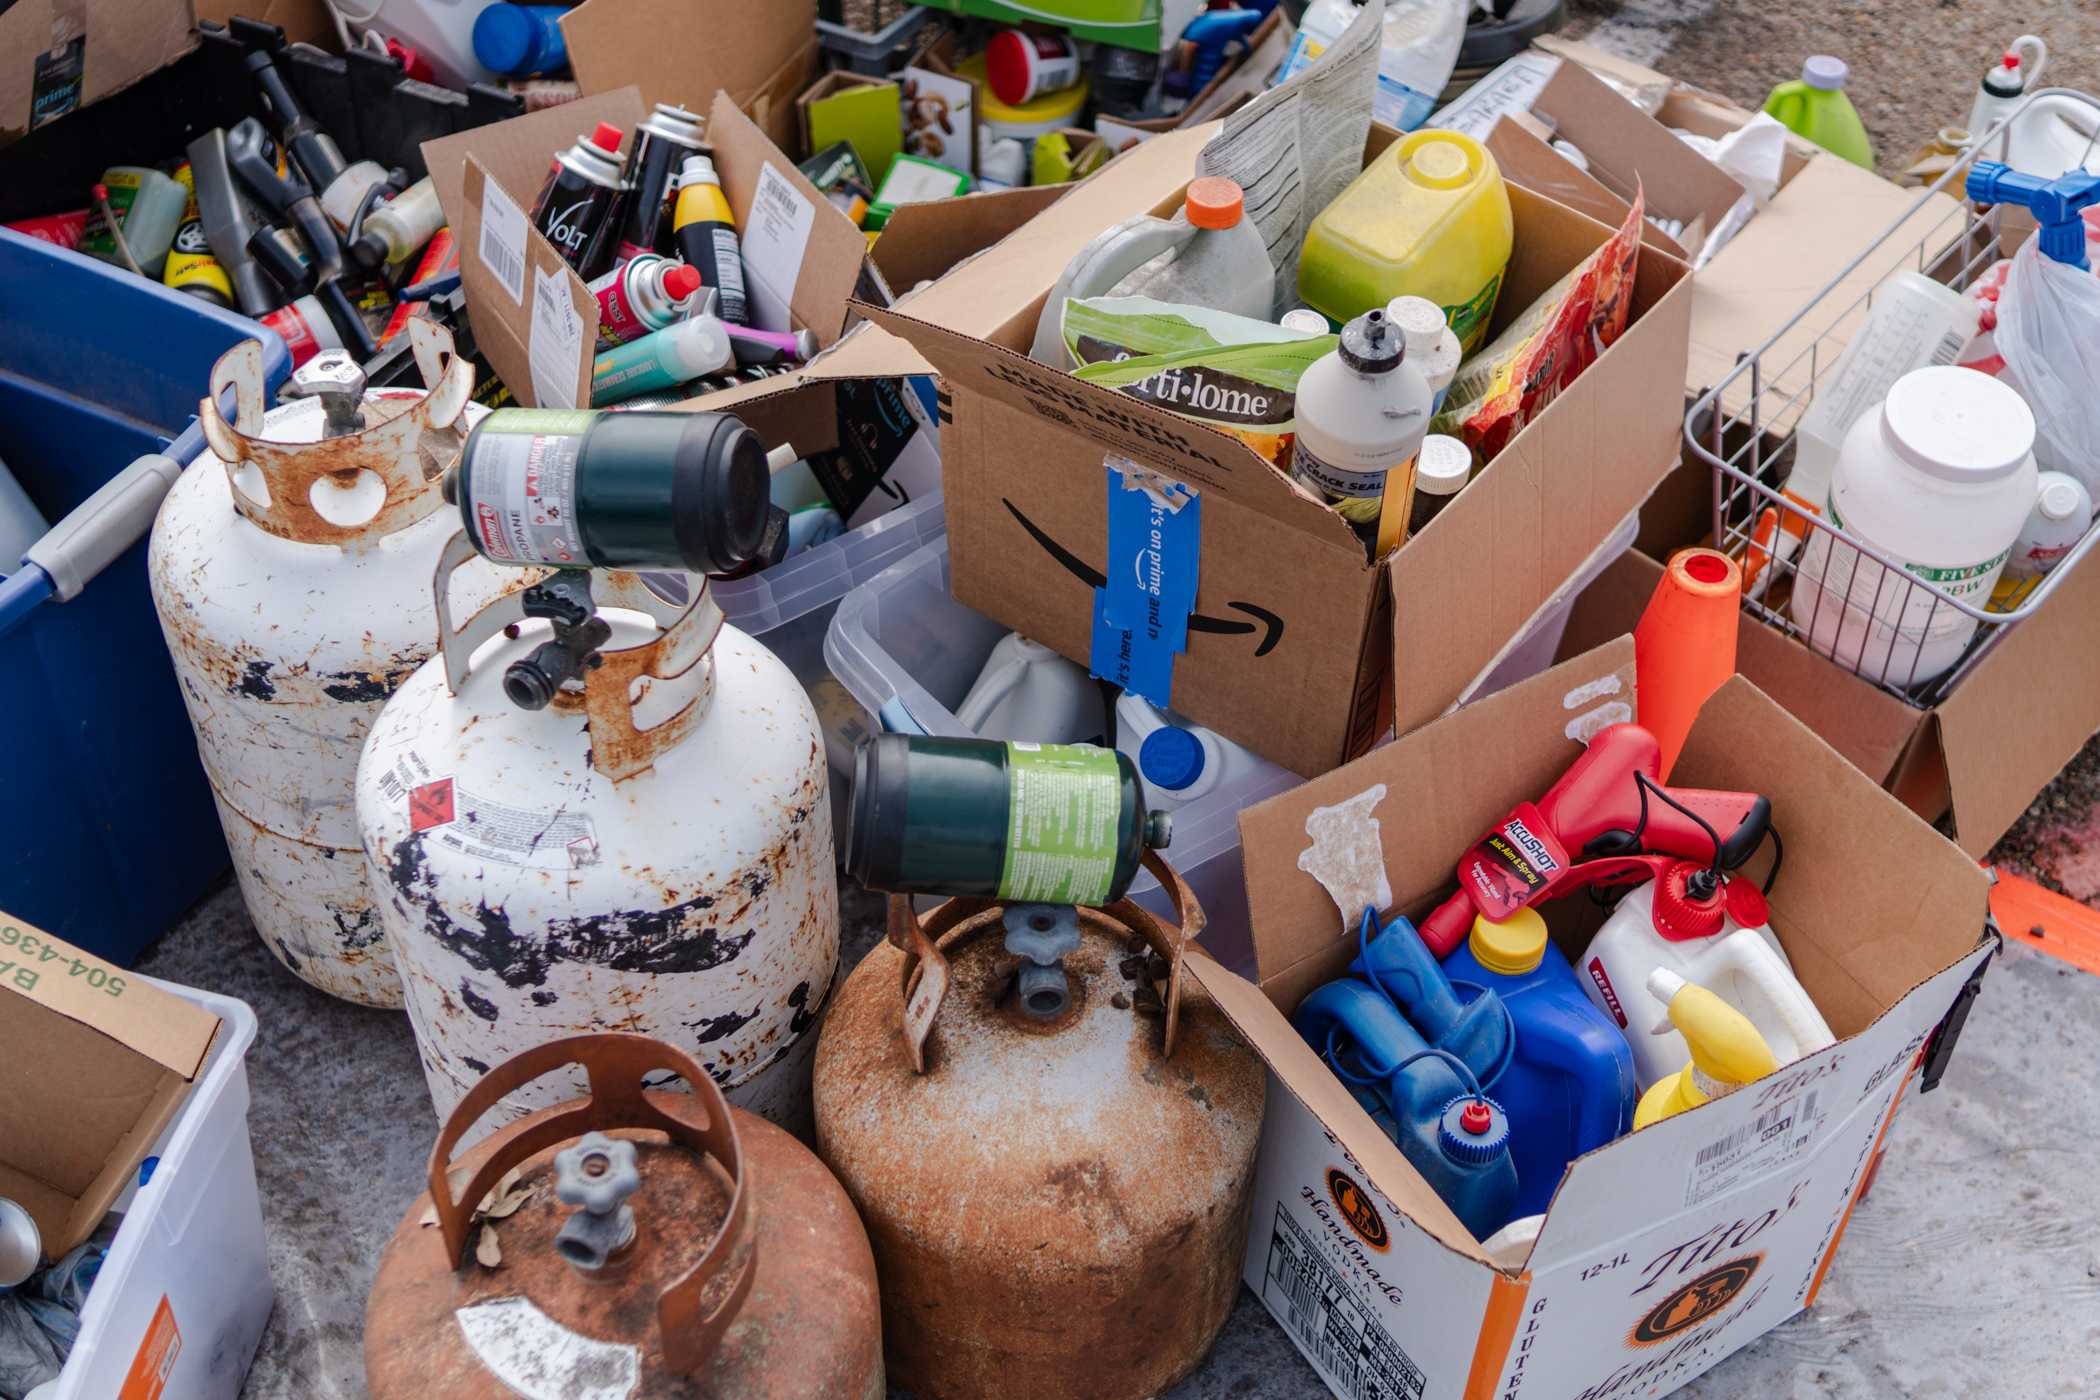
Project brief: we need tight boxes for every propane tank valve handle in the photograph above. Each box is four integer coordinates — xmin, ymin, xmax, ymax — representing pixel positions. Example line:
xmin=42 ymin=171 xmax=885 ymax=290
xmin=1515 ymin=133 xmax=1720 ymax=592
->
xmin=553 ymin=1132 xmax=642 ymax=1272
xmin=506 ymin=570 xmax=613 ymax=710
xmin=281 ymin=351 xmax=369 ymax=438
xmin=1004 ymin=904 xmax=1081 ymax=1022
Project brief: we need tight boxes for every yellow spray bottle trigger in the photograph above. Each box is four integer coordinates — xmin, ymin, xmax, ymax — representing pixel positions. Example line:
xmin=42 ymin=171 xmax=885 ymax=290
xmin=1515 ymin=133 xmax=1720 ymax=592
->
xmin=1634 ymin=969 xmax=1781 ymax=1129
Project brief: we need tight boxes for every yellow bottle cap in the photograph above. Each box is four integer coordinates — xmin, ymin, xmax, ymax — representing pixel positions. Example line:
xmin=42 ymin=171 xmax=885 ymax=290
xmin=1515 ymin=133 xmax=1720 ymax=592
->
xmin=1406 ymin=135 xmax=1477 ymax=190
xmin=1469 ymin=908 xmax=1548 ymax=976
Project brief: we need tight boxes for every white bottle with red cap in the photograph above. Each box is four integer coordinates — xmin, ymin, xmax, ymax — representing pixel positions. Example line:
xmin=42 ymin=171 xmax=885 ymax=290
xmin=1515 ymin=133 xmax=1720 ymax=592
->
xmin=1030 ymin=176 xmax=1275 ymax=364
xmin=587 ymin=253 xmax=703 ymax=347
xmin=1578 ymin=865 xmax=1834 ymax=1090
xmin=1967 ymin=35 xmax=2046 ymax=140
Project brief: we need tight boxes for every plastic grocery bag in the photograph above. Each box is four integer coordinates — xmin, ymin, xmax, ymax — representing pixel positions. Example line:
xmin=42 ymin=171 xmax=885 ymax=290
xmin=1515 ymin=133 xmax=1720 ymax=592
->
xmin=1280 ymin=0 xmax=1467 ymax=131
xmin=1996 ymin=234 xmax=2100 ymax=495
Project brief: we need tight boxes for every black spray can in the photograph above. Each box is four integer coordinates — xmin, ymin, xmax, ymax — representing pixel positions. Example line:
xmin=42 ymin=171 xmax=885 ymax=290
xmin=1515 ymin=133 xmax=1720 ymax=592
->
xmin=450 ymin=408 xmax=773 ymax=573
xmin=845 ymin=734 xmax=1171 ymax=905
xmin=530 ymin=121 xmax=626 ymax=276
xmin=617 ymin=103 xmax=707 ymax=261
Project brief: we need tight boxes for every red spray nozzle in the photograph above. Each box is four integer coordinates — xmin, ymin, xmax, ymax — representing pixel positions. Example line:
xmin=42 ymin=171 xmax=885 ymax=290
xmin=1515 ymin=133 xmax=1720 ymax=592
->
xmin=664 ymin=264 xmax=702 ymax=300
xmin=589 ymin=121 xmax=624 ymax=154
xmin=92 ymin=183 xmax=110 ymax=203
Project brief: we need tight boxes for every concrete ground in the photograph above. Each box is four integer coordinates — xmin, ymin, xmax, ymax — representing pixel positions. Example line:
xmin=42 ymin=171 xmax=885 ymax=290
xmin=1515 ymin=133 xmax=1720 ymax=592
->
xmin=124 ymin=4 xmax=2100 ymax=1397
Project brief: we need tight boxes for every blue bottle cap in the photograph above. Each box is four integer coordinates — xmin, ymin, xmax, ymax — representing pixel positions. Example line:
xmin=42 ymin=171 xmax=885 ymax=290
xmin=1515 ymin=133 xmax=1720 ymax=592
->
xmin=1438 ymin=1095 xmax=1511 ymax=1167
xmin=1138 ymin=726 xmax=1205 ymax=791
xmin=473 ymin=5 xmax=539 ymax=76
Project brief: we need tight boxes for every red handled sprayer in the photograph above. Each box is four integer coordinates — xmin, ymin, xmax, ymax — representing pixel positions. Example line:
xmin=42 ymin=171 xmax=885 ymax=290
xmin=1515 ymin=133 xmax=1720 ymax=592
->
xmin=1414 ymin=723 xmax=1772 ymax=957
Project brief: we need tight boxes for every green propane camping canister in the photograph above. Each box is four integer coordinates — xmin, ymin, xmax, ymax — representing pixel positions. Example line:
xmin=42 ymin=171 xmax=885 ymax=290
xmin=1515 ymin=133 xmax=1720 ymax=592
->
xmin=845 ymin=735 xmax=1170 ymax=905
xmin=449 ymin=408 xmax=779 ymax=572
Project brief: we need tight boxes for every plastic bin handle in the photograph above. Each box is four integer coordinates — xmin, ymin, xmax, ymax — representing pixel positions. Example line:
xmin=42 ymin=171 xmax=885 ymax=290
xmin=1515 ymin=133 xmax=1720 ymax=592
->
xmin=22 ymin=450 xmax=185 ymax=604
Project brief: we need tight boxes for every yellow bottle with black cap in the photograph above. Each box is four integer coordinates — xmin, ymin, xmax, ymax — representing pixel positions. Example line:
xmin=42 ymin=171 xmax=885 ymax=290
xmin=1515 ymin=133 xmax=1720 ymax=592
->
xmin=1634 ymin=968 xmax=1780 ymax=1129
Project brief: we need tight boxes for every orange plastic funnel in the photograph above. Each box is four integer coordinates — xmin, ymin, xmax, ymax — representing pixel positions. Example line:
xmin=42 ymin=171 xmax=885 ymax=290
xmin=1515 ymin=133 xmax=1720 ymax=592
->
xmin=1635 ymin=548 xmax=1741 ymax=779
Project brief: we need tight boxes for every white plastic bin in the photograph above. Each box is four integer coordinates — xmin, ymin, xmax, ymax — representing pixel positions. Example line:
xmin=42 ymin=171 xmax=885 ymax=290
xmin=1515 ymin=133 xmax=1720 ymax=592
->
xmin=713 ymin=492 xmax=946 ymax=836
xmin=50 ymin=981 xmax=268 ymax=1400
xmin=825 ymin=537 xmax=1300 ymax=974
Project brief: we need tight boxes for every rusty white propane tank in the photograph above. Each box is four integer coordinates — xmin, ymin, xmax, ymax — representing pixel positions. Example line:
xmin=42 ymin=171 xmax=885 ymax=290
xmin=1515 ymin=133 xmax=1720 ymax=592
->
xmin=366 ymin=1034 xmax=884 ymax=1398
xmin=150 ymin=322 xmax=503 ymax=1006
xmin=356 ymin=408 xmax=837 ymax=1137
xmin=815 ymin=739 xmax=1264 ymax=1399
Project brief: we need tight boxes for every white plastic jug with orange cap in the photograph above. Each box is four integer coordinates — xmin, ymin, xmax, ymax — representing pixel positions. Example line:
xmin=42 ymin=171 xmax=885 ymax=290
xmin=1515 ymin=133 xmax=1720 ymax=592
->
xmin=1577 ymin=864 xmax=1835 ymax=1090
xmin=1029 ymin=176 xmax=1275 ymax=367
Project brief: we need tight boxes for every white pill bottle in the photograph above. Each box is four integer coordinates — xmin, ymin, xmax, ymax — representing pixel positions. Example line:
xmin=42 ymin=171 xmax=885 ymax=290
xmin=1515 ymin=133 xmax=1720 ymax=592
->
xmin=1791 ymin=364 xmax=2037 ymax=686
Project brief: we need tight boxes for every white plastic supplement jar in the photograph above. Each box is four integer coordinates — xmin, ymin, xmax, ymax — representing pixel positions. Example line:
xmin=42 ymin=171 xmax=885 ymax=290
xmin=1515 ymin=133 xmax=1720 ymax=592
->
xmin=1790 ymin=364 xmax=2037 ymax=686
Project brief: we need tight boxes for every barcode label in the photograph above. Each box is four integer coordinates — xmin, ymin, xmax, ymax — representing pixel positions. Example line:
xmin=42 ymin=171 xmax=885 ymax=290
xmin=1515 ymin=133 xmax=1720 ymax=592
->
xmin=1685 ymin=1089 xmax=1825 ymax=1207
xmin=479 ymin=179 xmax=529 ymax=306
xmin=1929 ymin=327 xmax=1968 ymax=366
xmin=1262 ymin=1207 xmax=1428 ymax=1400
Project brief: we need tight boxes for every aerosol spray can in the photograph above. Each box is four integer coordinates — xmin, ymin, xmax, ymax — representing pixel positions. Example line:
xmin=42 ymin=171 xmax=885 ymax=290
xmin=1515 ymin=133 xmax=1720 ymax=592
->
xmin=617 ymin=103 xmax=707 ymax=261
xmin=587 ymin=253 xmax=703 ymax=346
xmin=673 ymin=153 xmax=746 ymax=325
xmin=1291 ymin=308 xmax=1432 ymax=558
xmin=590 ymin=315 xmax=735 ymax=406
xmin=261 ymin=293 xmax=347 ymax=369
xmin=532 ymin=121 xmax=627 ymax=277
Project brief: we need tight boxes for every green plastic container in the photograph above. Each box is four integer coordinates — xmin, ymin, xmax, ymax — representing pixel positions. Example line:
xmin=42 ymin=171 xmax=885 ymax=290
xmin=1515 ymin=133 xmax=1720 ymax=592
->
xmin=1763 ymin=56 xmax=1875 ymax=170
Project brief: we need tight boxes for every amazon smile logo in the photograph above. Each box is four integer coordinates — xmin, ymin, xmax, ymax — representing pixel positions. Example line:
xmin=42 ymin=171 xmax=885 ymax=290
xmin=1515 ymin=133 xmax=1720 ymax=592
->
xmin=1003 ymin=499 xmax=1285 ymax=656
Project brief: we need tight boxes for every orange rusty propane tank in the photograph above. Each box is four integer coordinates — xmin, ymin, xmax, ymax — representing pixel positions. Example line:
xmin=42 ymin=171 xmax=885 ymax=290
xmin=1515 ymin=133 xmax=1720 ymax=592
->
xmin=366 ymin=1035 xmax=882 ymax=1399
xmin=813 ymin=850 xmax=1265 ymax=1400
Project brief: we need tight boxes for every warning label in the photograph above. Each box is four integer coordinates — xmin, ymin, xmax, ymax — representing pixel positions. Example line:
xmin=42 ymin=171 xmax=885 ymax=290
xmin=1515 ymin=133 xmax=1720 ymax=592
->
xmin=410 ymin=779 xmax=456 ymax=832
xmin=1263 ymin=1207 xmax=1428 ymax=1399
xmin=387 ymin=759 xmax=597 ymax=870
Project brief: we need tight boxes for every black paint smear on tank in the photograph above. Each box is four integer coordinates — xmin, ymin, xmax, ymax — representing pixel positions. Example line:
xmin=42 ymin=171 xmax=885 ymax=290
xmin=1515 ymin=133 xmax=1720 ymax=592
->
xmin=460 ymin=982 xmax=501 ymax=1022
xmin=386 ymin=834 xmax=758 ymax=989
xmin=323 ymin=672 xmax=395 ymax=704
xmin=237 ymin=659 xmax=276 ymax=699
xmin=786 ymin=980 xmax=817 ymax=1035
xmin=690 ymin=1005 xmax=759 ymax=1044
xmin=530 ymin=990 xmax=559 ymax=1007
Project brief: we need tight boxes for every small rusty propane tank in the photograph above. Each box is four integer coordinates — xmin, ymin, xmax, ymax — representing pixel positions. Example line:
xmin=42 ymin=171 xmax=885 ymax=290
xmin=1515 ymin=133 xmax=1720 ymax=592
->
xmin=366 ymin=1034 xmax=883 ymax=1398
xmin=816 ymin=736 xmax=1264 ymax=1399
xmin=151 ymin=322 xmax=503 ymax=1006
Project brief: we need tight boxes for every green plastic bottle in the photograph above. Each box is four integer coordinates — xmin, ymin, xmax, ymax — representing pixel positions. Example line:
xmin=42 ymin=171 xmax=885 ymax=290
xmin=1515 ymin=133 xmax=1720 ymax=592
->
xmin=1763 ymin=56 xmax=1875 ymax=170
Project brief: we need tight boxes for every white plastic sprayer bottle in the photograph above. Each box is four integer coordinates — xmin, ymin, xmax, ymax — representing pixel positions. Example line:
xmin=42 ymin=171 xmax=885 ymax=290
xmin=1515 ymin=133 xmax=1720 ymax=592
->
xmin=1291 ymin=307 xmax=1432 ymax=556
xmin=1791 ymin=365 xmax=2038 ymax=687
xmin=1578 ymin=864 xmax=1834 ymax=1090
xmin=1029 ymin=177 xmax=1274 ymax=366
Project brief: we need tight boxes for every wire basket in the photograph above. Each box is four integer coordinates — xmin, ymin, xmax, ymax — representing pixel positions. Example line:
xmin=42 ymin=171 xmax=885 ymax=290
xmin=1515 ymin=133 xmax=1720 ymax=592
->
xmin=1684 ymin=87 xmax=2100 ymax=708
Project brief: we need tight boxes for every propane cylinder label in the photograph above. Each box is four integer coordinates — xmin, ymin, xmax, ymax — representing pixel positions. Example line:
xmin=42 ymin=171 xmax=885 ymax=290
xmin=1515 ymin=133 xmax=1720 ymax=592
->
xmin=379 ymin=761 xmax=600 ymax=869
xmin=456 ymin=1297 xmax=639 ymax=1399
xmin=463 ymin=414 xmax=592 ymax=566
xmin=998 ymin=743 xmax=1123 ymax=906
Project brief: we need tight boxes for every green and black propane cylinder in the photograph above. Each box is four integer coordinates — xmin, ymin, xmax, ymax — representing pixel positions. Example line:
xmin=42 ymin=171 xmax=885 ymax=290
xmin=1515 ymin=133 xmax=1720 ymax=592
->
xmin=448 ymin=407 xmax=774 ymax=572
xmin=846 ymin=734 xmax=1171 ymax=905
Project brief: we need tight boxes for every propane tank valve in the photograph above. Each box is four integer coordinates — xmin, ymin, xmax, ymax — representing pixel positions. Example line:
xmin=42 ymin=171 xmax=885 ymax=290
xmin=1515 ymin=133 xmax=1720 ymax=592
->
xmin=505 ymin=570 xmax=612 ymax=710
xmin=553 ymin=1132 xmax=642 ymax=1272
xmin=283 ymin=350 xmax=369 ymax=438
xmin=1004 ymin=904 xmax=1082 ymax=1021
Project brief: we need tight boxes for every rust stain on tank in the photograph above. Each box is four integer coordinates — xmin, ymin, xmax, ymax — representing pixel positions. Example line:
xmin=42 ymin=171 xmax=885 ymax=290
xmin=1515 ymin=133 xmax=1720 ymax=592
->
xmin=813 ymin=904 xmax=1264 ymax=1400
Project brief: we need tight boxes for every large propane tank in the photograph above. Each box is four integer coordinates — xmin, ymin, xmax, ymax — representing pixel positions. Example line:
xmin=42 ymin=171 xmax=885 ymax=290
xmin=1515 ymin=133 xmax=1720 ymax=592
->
xmin=366 ymin=1034 xmax=884 ymax=1398
xmin=150 ymin=323 xmax=503 ymax=1006
xmin=356 ymin=410 xmax=838 ymax=1136
xmin=816 ymin=773 xmax=1264 ymax=1400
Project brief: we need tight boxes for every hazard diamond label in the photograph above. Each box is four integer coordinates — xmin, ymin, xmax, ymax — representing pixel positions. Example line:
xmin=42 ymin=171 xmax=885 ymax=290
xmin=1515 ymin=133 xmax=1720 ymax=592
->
xmin=410 ymin=778 xmax=456 ymax=832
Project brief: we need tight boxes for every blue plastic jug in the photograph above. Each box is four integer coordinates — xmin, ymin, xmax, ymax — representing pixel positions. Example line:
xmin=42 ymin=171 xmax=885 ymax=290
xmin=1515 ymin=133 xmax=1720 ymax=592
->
xmin=1365 ymin=907 xmax=1637 ymax=1218
xmin=1297 ymin=916 xmax=1519 ymax=1240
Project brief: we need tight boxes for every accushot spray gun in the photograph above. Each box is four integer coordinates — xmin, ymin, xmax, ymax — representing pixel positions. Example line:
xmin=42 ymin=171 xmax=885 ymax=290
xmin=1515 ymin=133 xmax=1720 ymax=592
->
xmin=444 ymin=408 xmax=791 ymax=710
xmin=1413 ymin=723 xmax=1773 ymax=958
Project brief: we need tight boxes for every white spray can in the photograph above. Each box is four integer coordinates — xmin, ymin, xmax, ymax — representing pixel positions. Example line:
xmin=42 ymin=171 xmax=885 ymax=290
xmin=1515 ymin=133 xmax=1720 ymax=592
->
xmin=1290 ymin=307 xmax=1432 ymax=556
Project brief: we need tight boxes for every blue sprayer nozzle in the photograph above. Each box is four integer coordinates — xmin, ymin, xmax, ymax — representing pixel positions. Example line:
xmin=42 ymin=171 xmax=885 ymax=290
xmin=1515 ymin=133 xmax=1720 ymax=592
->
xmin=1966 ymin=161 xmax=2100 ymax=270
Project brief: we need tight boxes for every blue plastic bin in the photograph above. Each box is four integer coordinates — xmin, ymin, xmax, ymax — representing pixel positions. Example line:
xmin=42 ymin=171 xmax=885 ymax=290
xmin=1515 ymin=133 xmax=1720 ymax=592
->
xmin=0 ymin=229 xmax=289 ymax=963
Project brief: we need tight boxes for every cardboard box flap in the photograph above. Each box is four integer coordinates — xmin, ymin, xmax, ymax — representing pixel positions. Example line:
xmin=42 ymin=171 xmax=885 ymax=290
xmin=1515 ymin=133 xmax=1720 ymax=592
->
xmin=562 ymin=0 xmax=816 ymax=135
xmin=856 ymin=301 xmax=1363 ymax=545
xmin=1672 ymin=677 xmax=1989 ymax=1036
xmin=1529 ymin=58 xmax=1745 ymax=248
xmin=899 ymin=122 xmax=1220 ymax=341
xmin=424 ymin=88 xmax=648 ymax=249
xmin=1933 ymin=543 xmax=2100 ymax=858
xmin=1487 ymin=118 xmax=1690 ymax=261
xmin=454 ymin=156 xmax=599 ymax=410
xmin=1692 ymin=159 xmax=1961 ymax=416
xmin=1185 ymin=950 xmax=1492 ymax=1263
xmin=1238 ymin=638 xmax=1637 ymax=990
xmin=872 ymin=185 xmax=1070 ymax=298
xmin=707 ymin=91 xmax=869 ymax=347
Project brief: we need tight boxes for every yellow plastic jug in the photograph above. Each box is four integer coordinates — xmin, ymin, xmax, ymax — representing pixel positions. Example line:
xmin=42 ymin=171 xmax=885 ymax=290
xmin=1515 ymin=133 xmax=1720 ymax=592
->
xmin=1298 ymin=130 xmax=1513 ymax=354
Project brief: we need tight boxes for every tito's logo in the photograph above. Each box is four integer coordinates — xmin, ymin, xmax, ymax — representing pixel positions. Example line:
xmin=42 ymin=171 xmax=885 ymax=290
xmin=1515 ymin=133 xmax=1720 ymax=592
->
xmin=1628 ymin=1255 xmax=1761 ymax=1346
xmin=1325 ymin=1168 xmax=1389 ymax=1252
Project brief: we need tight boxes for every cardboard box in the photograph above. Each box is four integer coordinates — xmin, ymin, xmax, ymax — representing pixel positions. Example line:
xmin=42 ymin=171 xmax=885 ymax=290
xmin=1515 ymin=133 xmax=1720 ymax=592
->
xmin=424 ymin=88 xmax=872 ymax=410
xmin=858 ymin=124 xmax=1694 ymax=779
xmin=1563 ymin=480 xmax=2100 ymax=863
xmin=1186 ymin=639 xmax=1992 ymax=1400
xmin=1 ymin=0 xmax=196 ymax=143
xmin=561 ymin=0 xmax=821 ymax=155
xmin=0 ymin=916 xmax=221 ymax=1259
xmin=798 ymin=70 xmax=903 ymax=186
